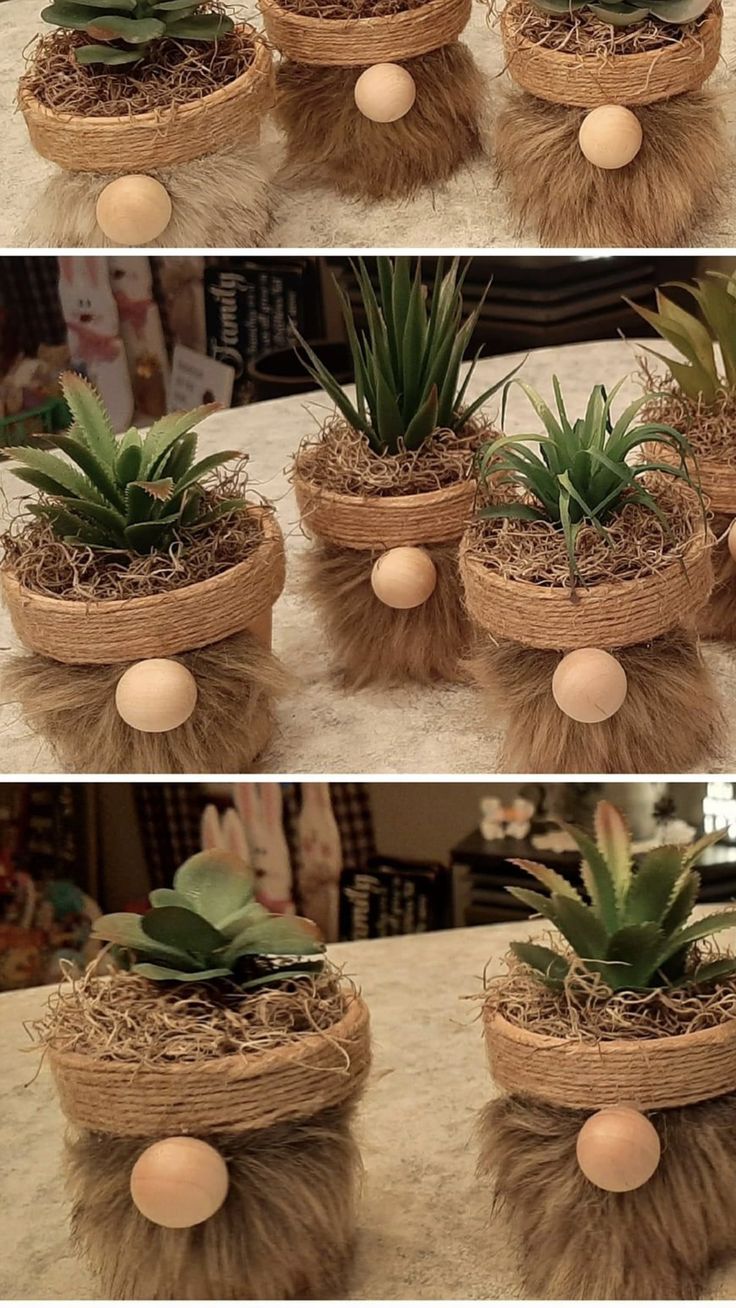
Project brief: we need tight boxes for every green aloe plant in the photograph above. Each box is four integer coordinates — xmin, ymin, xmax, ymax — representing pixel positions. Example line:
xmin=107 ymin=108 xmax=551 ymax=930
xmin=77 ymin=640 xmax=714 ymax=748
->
xmin=92 ymin=849 xmax=325 ymax=986
xmin=630 ymin=272 xmax=736 ymax=406
xmin=41 ymin=0 xmax=233 ymax=67
xmin=530 ymin=0 xmax=711 ymax=27
xmin=6 ymin=371 xmax=246 ymax=552
xmin=507 ymin=800 xmax=736 ymax=992
xmin=294 ymin=257 xmax=521 ymax=456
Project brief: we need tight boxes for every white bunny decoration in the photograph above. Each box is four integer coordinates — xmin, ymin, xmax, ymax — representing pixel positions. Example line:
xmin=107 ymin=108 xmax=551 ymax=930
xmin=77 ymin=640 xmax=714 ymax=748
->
xmin=108 ymin=256 xmax=168 ymax=421
xmin=480 ymin=794 xmax=536 ymax=842
xmin=295 ymin=783 xmax=342 ymax=943
xmin=234 ymin=783 xmax=296 ymax=917
xmin=57 ymin=256 xmax=134 ymax=434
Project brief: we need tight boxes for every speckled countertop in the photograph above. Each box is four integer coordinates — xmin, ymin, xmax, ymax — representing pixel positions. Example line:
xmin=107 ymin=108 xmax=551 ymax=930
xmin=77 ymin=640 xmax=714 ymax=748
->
xmin=4 ymin=920 xmax=736 ymax=1299
xmin=1 ymin=339 xmax=736 ymax=776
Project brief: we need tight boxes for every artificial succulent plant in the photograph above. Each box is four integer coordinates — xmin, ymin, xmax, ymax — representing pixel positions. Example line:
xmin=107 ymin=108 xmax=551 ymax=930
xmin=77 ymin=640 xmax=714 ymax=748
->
xmin=530 ymin=0 xmax=712 ymax=27
xmin=631 ymin=271 xmax=736 ymax=405
xmin=41 ymin=0 xmax=234 ymax=66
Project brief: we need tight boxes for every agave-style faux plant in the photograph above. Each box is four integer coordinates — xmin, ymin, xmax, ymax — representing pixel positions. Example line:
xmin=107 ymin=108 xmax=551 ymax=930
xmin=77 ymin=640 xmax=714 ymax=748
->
xmin=6 ymin=371 xmax=246 ymax=552
xmin=92 ymin=849 xmax=324 ymax=985
xmin=506 ymin=800 xmax=736 ymax=992
xmin=476 ymin=375 xmax=701 ymax=579
xmin=41 ymin=0 xmax=234 ymax=67
xmin=294 ymin=257 xmax=520 ymax=456
xmin=530 ymin=0 xmax=711 ymax=27
xmin=630 ymin=271 xmax=736 ymax=406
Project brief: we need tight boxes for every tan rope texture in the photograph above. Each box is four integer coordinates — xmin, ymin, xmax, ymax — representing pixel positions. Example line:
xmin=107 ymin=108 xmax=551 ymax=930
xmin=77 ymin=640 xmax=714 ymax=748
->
xmin=654 ymin=447 xmax=736 ymax=515
xmin=19 ymin=33 xmax=274 ymax=174
xmin=2 ymin=508 xmax=285 ymax=666
xmin=295 ymin=473 xmax=475 ymax=549
xmin=500 ymin=1 xmax=722 ymax=108
xmin=485 ymin=1009 xmax=736 ymax=1110
xmin=260 ymin=0 xmax=471 ymax=65
xmin=49 ymin=994 xmax=371 ymax=1136
xmin=459 ymin=530 xmax=714 ymax=651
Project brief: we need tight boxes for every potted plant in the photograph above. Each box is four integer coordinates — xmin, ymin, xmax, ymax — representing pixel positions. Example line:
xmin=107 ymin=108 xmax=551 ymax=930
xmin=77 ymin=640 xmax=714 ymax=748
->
xmin=0 ymin=371 xmax=288 ymax=772
xmin=494 ymin=0 xmax=725 ymax=246
xmin=33 ymin=847 xmax=371 ymax=1297
xmin=18 ymin=0 xmax=275 ymax=247
xmin=631 ymin=271 xmax=736 ymax=641
xmin=291 ymin=256 xmax=518 ymax=688
xmin=459 ymin=375 xmax=722 ymax=772
xmin=261 ymin=0 xmax=484 ymax=200
xmin=480 ymin=800 xmax=736 ymax=1299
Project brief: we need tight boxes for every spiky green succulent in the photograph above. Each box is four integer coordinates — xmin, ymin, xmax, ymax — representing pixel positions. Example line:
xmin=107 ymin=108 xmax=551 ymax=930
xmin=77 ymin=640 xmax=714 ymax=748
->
xmin=6 ymin=371 xmax=246 ymax=553
xmin=476 ymin=375 xmax=700 ymax=581
xmin=92 ymin=849 xmax=325 ymax=986
xmin=630 ymin=272 xmax=736 ymax=406
xmin=507 ymin=801 xmax=736 ymax=992
xmin=530 ymin=0 xmax=711 ymax=28
xmin=294 ymin=257 xmax=521 ymax=457
xmin=41 ymin=0 xmax=233 ymax=67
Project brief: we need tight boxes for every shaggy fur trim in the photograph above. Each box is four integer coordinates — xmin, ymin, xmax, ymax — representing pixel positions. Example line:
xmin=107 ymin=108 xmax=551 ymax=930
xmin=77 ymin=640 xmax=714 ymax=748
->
xmin=275 ymin=43 xmax=486 ymax=201
xmin=698 ymin=536 xmax=736 ymax=641
xmin=304 ymin=541 xmax=471 ymax=688
xmin=495 ymin=88 xmax=727 ymax=247
xmin=479 ymin=1092 xmax=736 ymax=1299
xmin=21 ymin=144 xmax=277 ymax=248
xmin=2 ymin=630 xmax=289 ymax=773
xmin=469 ymin=628 xmax=724 ymax=772
xmin=66 ymin=1102 xmax=362 ymax=1298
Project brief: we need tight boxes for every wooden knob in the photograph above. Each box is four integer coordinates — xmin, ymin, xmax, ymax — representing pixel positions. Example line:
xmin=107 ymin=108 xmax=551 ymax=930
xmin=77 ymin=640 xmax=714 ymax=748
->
xmin=130 ymin=1137 xmax=229 ymax=1228
xmin=578 ymin=106 xmax=643 ymax=170
xmin=552 ymin=648 xmax=627 ymax=724
xmin=371 ymin=546 xmax=437 ymax=608
xmin=115 ymin=658 xmax=197 ymax=733
xmin=354 ymin=63 xmax=416 ymax=123
xmin=96 ymin=175 xmax=172 ymax=245
xmin=576 ymin=1107 xmax=661 ymax=1192
xmin=727 ymin=520 xmax=736 ymax=562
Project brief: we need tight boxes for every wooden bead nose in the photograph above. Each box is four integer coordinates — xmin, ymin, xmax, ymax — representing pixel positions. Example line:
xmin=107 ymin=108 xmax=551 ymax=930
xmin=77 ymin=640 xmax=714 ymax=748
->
xmin=576 ymin=1107 xmax=661 ymax=1192
xmin=578 ymin=105 xmax=643 ymax=170
xmin=370 ymin=546 xmax=437 ymax=608
xmin=551 ymin=647 xmax=628 ymax=724
xmin=354 ymin=63 xmax=416 ymax=122
xmin=96 ymin=175 xmax=173 ymax=245
xmin=130 ymin=1137 xmax=229 ymax=1228
xmin=115 ymin=658 xmax=198 ymax=733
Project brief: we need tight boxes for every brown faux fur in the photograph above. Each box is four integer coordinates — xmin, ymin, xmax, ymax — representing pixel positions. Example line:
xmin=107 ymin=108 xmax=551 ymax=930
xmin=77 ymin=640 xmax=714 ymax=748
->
xmin=494 ymin=88 xmax=727 ymax=247
xmin=698 ymin=536 xmax=736 ymax=641
xmin=305 ymin=541 xmax=471 ymax=688
xmin=275 ymin=43 xmax=486 ymax=200
xmin=2 ymin=631 xmax=289 ymax=773
xmin=479 ymin=1092 xmax=736 ymax=1299
xmin=469 ymin=627 xmax=724 ymax=772
xmin=66 ymin=1101 xmax=362 ymax=1298
xmin=21 ymin=144 xmax=277 ymax=249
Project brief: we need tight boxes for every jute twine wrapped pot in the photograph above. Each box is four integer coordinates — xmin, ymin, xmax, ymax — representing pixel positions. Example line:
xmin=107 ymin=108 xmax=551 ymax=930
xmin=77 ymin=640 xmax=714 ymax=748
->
xmin=18 ymin=26 xmax=275 ymax=247
xmin=495 ymin=0 xmax=726 ymax=246
xmin=261 ymin=0 xmax=485 ymax=200
xmin=1 ymin=505 xmax=289 ymax=773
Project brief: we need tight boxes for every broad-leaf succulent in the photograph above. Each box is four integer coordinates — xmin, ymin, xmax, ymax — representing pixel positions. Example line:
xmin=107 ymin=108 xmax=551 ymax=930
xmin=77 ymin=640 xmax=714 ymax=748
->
xmin=530 ymin=0 xmax=711 ymax=27
xmin=630 ymin=272 xmax=736 ymax=406
xmin=6 ymin=371 xmax=246 ymax=553
xmin=507 ymin=800 xmax=736 ymax=992
xmin=92 ymin=849 xmax=325 ymax=986
xmin=41 ymin=0 xmax=233 ymax=67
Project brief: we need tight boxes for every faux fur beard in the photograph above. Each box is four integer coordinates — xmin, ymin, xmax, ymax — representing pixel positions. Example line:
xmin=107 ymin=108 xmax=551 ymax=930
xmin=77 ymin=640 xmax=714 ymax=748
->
xmin=469 ymin=627 xmax=724 ymax=772
xmin=494 ymin=89 xmax=727 ymax=247
xmin=479 ymin=1093 xmax=736 ymax=1299
xmin=304 ymin=540 xmax=471 ymax=688
xmin=65 ymin=1102 xmax=362 ymax=1299
xmin=275 ymin=43 xmax=486 ymax=201
xmin=2 ymin=630 xmax=289 ymax=773
xmin=21 ymin=144 xmax=276 ymax=248
xmin=698 ymin=535 xmax=736 ymax=641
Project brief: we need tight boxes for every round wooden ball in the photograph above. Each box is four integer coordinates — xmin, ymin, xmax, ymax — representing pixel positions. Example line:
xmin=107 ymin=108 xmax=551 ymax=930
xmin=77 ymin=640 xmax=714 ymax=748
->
xmin=96 ymin=175 xmax=173 ymax=246
xmin=552 ymin=647 xmax=627 ymax=724
xmin=115 ymin=658 xmax=198 ymax=733
xmin=371 ymin=546 xmax=437 ymax=609
xmin=578 ymin=105 xmax=643 ymax=170
xmin=354 ymin=63 xmax=416 ymax=123
xmin=130 ymin=1137 xmax=229 ymax=1228
xmin=728 ymin=519 xmax=736 ymax=562
xmin=576 ymin=1107 xmax=661 ymax=1192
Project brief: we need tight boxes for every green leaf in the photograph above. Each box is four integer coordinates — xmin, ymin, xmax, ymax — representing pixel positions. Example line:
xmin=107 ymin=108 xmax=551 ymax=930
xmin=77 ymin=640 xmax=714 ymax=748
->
xmin=657 ymin=911 xmax=736 ymax=965
xmin=624 ymin=847 xmax=685 ymax=925
xmin=140 ymin=405 xmax=219 ymax=479
xmin=173 ymin=849 xmax=255 ymax=925
xmin=171 ymin=449 xmax=239 ymax=495
xmin=603 ymin=923 xmax=665 ymax=989
xmin=59 ymin=372 xmax=117 ymax=466
xmin=141 ymin=906 xmax=226 ymax=957
xmin=123 ymin=515 xmax=181 ymax=550
xmin=477 ymin=502 xmax=541 ymax=522
xmin=593 ymin=800 xmax=632 ymax=904
xmin=218 ymin=915 xmax=324 ymax=966
xmin=166 ymin=11 xmax=234 ymax=35
xmin=551 ymin=894 xmax=609 ymax=965
xmin=507 ymin=858 xmax=583 ymax=902
xmin=148 ymin=888 xmax=192 ymax=909
xmin=680 ymin=957 xmax=736 ymax=987
xmin=660 ymin=870 xmax=700 ymax=936
xmin=557 ymin=822 xmax=619 ymax=932
xmin=132 ymin=963 xmax=232 ymax=981
xmin=75 ymin=43 xmax=142 ymax=62
xmin=509 ymin=941 xmax=570 ymax=990
xmin=81 ymin=14 xmax=165 ymax=40
xmin=56 ymin=497 xmax=127 ymax=543
xmin=53 ymin=430 xmax=124 ymax=510
xmin=115 ymin=438 xmax=142 ymax=484
xmin=506 ymin=886 xmax=556 ymax=919
xmin=92 ymin=911 xmax=195 ymax=966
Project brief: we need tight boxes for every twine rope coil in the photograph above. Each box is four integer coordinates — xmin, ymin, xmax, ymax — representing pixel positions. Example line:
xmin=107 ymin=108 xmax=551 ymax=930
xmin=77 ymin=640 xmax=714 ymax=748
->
xmin=18 ymin=32 xmax=274 ymax=174
xmin=485 ymin=1009 xmax=736 ymax=1110
xmin=459 ymin=528 xmax=714 ymax=651
xmin=2 ymin=506 xmax=285 ymax=666
xmin=49 ymin=994 xmax=371 ymax=1136
xmin=294 ymin=472 xmax=475 ymax=549
xmin=260 ymin=0 xmax=471 ymax=65
xmin=500 ymin=1 xmax=722 ymax=107
xmin=655 ymin=448 xmax=736 ymax=516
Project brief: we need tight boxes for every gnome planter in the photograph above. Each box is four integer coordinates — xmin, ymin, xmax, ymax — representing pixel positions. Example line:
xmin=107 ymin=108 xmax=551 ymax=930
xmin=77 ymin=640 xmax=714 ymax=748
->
xmin=35 ymin=850 xmax=372 ymax=1299
xmin=460 ymin=376 xmax=722 ymax=773
xmin=261 ymin=0 xmax=485 ymax=200
xmin=495 ymin=0 xmax=725 ymax=246
xmin=1 ymin=373 xmax=288 ymax=773
xmin=479 ymin=801 xmax=736 ymax=1300
xmin=19 ymin=3 xmax=274 ymax=248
